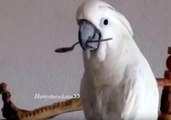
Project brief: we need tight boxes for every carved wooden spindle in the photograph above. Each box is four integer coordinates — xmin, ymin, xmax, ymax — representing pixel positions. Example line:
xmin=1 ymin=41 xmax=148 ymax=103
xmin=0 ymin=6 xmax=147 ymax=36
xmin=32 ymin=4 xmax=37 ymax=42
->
xmin=0 ymin=82 xmax=19 ymax=120
xmin=159 ymin=47 xmax=171 ymax=120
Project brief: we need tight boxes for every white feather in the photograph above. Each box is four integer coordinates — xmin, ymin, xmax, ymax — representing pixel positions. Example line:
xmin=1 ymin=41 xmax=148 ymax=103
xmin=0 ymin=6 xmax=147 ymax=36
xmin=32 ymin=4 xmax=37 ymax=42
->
xmin=77 ymin=0 xmax=159 ymax=120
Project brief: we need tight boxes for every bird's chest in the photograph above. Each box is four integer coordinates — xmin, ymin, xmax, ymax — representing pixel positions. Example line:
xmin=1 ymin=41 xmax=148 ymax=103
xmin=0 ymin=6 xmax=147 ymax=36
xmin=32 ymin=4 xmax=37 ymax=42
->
xmin=84 ymin=76 xmax=124 ymax=120
xmin=83 ymin=61 xmax=126 ymax=119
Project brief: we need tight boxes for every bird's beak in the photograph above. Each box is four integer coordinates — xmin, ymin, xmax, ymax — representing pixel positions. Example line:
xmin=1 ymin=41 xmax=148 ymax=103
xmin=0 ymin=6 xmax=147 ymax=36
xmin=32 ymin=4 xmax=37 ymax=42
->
xmin=78 ymin=20 xmax=101 ymax=51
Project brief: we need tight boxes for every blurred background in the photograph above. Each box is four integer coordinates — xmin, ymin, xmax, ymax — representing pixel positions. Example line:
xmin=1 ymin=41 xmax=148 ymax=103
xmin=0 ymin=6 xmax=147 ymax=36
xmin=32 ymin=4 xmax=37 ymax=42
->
xmin=0 ymin=0 xmax=170 ymax=119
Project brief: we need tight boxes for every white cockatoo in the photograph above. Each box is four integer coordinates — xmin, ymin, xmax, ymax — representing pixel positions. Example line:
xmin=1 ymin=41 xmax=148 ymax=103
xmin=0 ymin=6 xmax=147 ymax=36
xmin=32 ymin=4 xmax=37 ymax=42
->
xmin=76 ymin=0 xmax=159 ymax=120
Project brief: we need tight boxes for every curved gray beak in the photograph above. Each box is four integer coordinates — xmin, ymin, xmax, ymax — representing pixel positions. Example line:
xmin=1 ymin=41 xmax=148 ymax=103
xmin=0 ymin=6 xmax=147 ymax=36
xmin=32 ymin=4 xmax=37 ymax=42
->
xmin=78 ymin=20 xmax=101 ymax=51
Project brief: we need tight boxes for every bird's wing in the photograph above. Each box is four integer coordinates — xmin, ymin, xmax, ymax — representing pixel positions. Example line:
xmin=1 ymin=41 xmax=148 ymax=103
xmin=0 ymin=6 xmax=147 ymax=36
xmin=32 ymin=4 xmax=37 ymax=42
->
xmin=121 ymin=64 xmax=158 ymax=120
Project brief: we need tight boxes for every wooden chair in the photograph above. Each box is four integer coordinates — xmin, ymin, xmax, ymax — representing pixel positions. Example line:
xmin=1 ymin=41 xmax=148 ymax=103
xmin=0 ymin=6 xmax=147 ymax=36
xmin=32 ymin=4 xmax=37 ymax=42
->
xmin=0 ymin=47 xmax=171 ymax=120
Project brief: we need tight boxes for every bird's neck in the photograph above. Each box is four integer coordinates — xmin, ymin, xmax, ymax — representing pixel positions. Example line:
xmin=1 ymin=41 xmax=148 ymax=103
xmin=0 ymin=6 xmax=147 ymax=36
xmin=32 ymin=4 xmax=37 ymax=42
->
xmin=82 ymin=39 xmax=144 ymax=79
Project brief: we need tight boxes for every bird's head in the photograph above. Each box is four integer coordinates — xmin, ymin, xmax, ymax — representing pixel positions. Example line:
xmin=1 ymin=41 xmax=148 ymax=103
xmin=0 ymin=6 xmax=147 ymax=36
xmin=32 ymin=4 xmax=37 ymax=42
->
xmin=76 ymin=0 xmax=134 ymax=61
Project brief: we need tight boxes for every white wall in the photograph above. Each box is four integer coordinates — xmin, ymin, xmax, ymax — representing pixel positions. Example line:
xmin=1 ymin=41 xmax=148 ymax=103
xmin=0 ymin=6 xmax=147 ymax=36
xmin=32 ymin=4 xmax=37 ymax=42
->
xmin=0 ymin=0 xmax=170 ymax=119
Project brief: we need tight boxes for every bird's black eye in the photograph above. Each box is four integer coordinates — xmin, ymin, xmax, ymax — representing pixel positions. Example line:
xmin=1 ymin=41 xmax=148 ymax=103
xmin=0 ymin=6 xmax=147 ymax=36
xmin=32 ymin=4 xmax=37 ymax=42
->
xmin=103 ymin=19 xmax=108 ymax=25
